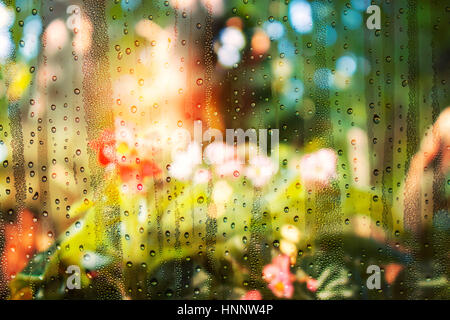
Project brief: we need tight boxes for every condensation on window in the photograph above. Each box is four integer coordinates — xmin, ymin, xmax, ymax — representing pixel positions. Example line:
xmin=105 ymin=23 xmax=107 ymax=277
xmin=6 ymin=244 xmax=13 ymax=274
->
xmin=0 ymin=0 xmax=448 ymax=300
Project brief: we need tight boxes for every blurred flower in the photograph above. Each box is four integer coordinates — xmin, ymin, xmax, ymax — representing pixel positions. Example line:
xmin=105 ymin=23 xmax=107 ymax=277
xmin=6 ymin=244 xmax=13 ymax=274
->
xmin=280 ymin=240 xmax=297 ymax=263
xmin=245 ymin=155 xmax=277 ymax=187
xmin=263 ymin=20 xmax=284 ymax=40
xmin=170 ymin=0 xmax=196 ymax=11
xmin=200 ymin=0 xmax=224 ymax=16
xmin=193 ymin=168 xmax=211 ymax=184
xmin=7 ymin=63 xmax=33 ymax=101
xmin=217 ymin=26 xmax=245 ymax=68
xmin=170 ymin=158 xmax=194 ymax=181
xmin=0 ymin=142 xmax=7 ymax=162
xmin=0 ymin=30 xmax=13 ymax=62
xmin=216 ymin=159 xmax=242 ymax=178
xmin=403 ymin=108 xmax=450 ymax=232
xmin=281 ymin=225 xmax=300 ymax=243
xmin=20 ymin=15 xmax=42 ymax=60
xmin=384 ymin=263 xmax=404 ymax=285
xmin=272 ymin=57 xmax=292 ymax=80
xmin=220 ymin=27 xmax=245 ymax=50
xmin=306 ymin=278 xmax=319 ymax=292
xmin=169 ymin=0 xmax=224 ymax=16
xmin=262 ymin=255 xmax=295 ymax=298
xmin=170 ymin=143 xmax=202 ymax=180
xmin=204 ymin=142 xmax=243 ymax=178
xmin=43 ymin=19 xmax=68 ymax=56
xmin=281 ymin=78 xmax=304 ymax=104
xmin=89 ymin=128 xmax=162 ymax=187
xmin=280 ymin=225 xmax=301 ymax=263
xmin=217 ymin=45 xmax=240 ymax=68
xmin=115 ymin=120 xmax=135 ymax=149
xmin=0 ymin=2 xmax=14 ymax=62
xmin=71 ymin=11 xmax=92 ymax=55
xmin=336 ymin=55 xmax=357 ymax=76
xmin=1 ymin=210 xmax=36 ymax=280
xmin=299 ymin=148 xmax=337 ymax=186
xmin=352 ymin=215 xmax=385 ymax=242
xmin=212 ymin=180 xmax=233 ymax=204
xmin=289 ymin=0 xmax=313 ymax=34
xmin=251 ymin=29 xmax=270 ymax=55
xmin=408 ymin=107 xmax=450 ymax=177
xmin=89 ymin=129 xmax=116 ymax=166
xmin=334 ymin=55 xmax=357 ymax=89
xmin=240 ymin=290 xmax=262 ymax=300
xmin=333 ymin=71 xmax=352 ymax=90
xmin=118 ymin=160 xmax=161 ymax=183
xmin=0 ymin=2 xmax=14 ymax=30
xmin=204 ymin=142 xmax=235 ymax=165
xmin=226 ymin=17 xmax=243 ymax=29
xmin=277 ymin=38 xmax=296 ymax=58
xmin=347 ymin=127 xmax=370 ymax=188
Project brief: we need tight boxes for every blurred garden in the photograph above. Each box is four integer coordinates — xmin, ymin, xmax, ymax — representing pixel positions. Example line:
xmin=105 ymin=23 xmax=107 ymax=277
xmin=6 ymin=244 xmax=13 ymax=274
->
xmin=0 ymin=0 xmax=449 ymax=299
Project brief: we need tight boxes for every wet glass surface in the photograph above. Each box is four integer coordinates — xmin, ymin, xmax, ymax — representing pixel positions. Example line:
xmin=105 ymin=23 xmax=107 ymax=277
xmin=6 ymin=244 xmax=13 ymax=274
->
xmin=0 ymin=0 xmax=448 ymax=300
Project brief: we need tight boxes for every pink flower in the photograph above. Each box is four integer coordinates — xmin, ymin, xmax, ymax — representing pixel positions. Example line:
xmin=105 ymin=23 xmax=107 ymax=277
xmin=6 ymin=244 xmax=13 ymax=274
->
xmin=204 ymin=142 xmax=235 ymax=165
xmin=216 ymin=159 xmax=243 ymax=178
xmin=204 ymin=142 xmax=243 ymax=178
xmin=299 ymin=148 xmax=337 ymax=186
xmin=262 ymin=255 xmax=295 ymax=298
xmin=245 ymin=155 xmax=277 ymax=187
xmin=193 ymin=169 xmax=211 ymax=184
xmin=240 ymin=290 xmax=262 ymax=300
xmin=306 ymin=278 xmax=319 ymax=292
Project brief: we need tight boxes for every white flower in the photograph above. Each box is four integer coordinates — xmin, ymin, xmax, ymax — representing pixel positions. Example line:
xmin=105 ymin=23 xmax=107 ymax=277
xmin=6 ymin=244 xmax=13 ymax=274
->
xmin=245 ymin=155 xmax=277 ymax=187
xmin=115 ymin=118 xmax=135 ymax=146
xmin=220 ymin=27 xmax=245 ymax=50
xmin=212 ymin=180 xmax=233 ymax=204
xmin=170 ymin=158 xmax=193 ymax=180
xmin=204 ymin=142 xmax=235 ymax=165
xmin=216 ymin=159 xmax=242 ymax=177
xmin=204 ymin=142 xmax=243 ymax=177
xmin=280 ymin=239 xmax=297 ymax=257
xmin=281 ymin=225 xmax=301 ymax=243
xmin=193 ymin=169 xmax=211 ymax=185
xmin=170 ymin=143 xmax=202 ymax=180
xmin=0 ymin=143 xmax=7 ymax=162
xmin=299 ymin=148 xmax=337 ymax=186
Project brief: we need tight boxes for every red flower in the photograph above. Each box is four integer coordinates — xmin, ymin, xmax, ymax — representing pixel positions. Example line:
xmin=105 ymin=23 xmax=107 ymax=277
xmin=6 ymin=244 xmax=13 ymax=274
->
xmin=89 ymin=128 xmax=162 ymax=189
xmin=241 ymin=290 xmax=262 ymax=300
xmin=139 ymin=159 xmax=162 ymax=178
xmin=1 ymin=210 xmax=36 ymax=280
xmin=384 ymin=263 xmax=404 ymax=284
xmin=117 ymin=164 xmax=135 ymax=182
xmin=89 ymin=129 xmax=116 ymax=166
xmin=262 ymin=255 xmax=295 ymax=298
xmin=118 ymin=160 xmax=162 ymax=182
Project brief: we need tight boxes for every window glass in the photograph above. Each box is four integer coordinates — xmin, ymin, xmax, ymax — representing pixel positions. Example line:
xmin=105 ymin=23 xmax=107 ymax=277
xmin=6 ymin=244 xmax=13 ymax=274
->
xmin=0 ymin=0 xmax=448 ymax=300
